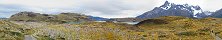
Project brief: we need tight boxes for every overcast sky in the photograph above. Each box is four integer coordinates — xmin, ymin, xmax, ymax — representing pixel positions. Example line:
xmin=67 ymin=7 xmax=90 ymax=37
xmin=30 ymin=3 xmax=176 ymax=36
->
xmin=0 ymin=0 xmax=222 ymax=18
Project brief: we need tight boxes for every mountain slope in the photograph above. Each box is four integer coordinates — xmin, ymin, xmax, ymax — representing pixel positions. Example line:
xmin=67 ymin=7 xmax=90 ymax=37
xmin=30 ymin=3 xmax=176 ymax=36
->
xmin=136 ymin=16 xmax=222 ymax=40
xmin=0 ymin=20 xmax=24 ymax=40
xmin=210 ymin=9 xmax=222 ymax=18
xmin=195 ymin=11 xmax=213 ymax=18
xmin=136 ymin=1 xmax=205 ymax=18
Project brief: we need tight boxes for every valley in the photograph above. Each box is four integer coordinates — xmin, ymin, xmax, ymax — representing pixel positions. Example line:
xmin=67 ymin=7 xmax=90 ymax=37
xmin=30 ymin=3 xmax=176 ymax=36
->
xmin=1 ymin=0 xmax=222 ymax=40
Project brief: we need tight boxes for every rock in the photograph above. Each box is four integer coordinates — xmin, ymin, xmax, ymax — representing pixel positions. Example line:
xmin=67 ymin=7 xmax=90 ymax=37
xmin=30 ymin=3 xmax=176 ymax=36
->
xmin=25 ymin=35 xmax=37 ymax=40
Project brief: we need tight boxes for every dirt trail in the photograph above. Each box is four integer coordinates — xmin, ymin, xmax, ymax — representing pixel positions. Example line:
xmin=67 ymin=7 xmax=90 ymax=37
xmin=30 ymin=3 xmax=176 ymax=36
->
xmin=211 ymin=33 xmax=222 ymax=40
xmin=25 ymin=35 xmax=37 ymax=40
xmin=11 ymin=21 xmax=47 ymax=28
xmin=11 ymin=21 xmax=48 ymax=40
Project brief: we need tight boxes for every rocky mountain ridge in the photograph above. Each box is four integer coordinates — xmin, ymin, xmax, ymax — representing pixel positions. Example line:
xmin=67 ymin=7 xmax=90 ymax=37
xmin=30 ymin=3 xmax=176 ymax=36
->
xmin=136 ymin=1 xmax=212 ymax=19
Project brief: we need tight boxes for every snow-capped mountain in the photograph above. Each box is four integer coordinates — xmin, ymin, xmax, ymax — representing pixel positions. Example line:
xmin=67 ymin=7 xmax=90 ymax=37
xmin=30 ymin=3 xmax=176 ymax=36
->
xmin=136 ymin=1 xmax=206 ymax=18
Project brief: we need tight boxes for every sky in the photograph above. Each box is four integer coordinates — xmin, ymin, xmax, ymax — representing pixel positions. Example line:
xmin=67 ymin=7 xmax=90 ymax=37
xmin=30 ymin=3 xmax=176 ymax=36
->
xmin=0 ymin=0 xmax=222 ymax=18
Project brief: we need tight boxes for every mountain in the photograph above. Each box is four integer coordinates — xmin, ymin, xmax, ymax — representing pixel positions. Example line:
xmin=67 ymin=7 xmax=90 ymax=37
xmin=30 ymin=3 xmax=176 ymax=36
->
xmin=195 ymin=11 xmax=213 ymax=18
xmin=210 ymin=9 xmax=222 ymax=18
xmin=136 ymin=1 xmax=205 ymax=18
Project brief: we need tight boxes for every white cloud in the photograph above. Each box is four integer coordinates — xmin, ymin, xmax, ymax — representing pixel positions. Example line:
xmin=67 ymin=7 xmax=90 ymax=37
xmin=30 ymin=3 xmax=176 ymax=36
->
xmin=0 ymin=0 xmax=222 ymax=18
xmin=166 ymin=0 xmax=204 ymax=5
xmin=0 ymin=0 xmax=78 ymax=8
xmin=202 ymin=0 xmax=222 ymax=11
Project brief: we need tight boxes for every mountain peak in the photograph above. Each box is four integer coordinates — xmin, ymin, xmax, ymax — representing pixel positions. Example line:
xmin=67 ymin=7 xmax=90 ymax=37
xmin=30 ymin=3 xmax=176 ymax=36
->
xmin=160 ymin=1 xmax=172 ymax=10
xmin=164 ymin=1 xmax=170 ymax=5
xmin=136 ymin=1 xmax=206 ymax=18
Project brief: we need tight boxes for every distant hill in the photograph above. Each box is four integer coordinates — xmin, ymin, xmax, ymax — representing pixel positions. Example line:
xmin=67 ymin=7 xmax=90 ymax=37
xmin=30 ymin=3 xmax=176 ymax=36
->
xmin=0 ymin=17 xmax=8 ymax=20
xmin=9 ymin=12 xmax=49 ymax=21
xmin=108 ymin=18 xmax=146 ymax=22
xmin=9 ymin=11 xmax=107 ymax=23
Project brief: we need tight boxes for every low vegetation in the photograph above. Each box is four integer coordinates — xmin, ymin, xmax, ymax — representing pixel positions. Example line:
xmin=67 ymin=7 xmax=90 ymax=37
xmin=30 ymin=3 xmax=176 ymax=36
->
xmin=0 ymin=20 xmax=24 ymax=40
xmin=1 ymin=16 xmax=222 ymax=40
xmin=136 ymin=16 xmax=222 ymax=40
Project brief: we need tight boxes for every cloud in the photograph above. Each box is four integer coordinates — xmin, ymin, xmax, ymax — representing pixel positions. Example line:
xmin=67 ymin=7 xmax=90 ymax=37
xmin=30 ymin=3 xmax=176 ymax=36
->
xmin=0 ymin=0 xmax=78 ymax=8
xmin=73 ymin=0 xmax=159 ymax=18
xmin=0 ymin=4 xmax=30 ymax=18
xmin=202 ymin=0 xmax=222 ymax=11
xmin=0 ymin=0 xmax=159 ymax=18
xmin=0 ymin=0 xmax=222 ymax=18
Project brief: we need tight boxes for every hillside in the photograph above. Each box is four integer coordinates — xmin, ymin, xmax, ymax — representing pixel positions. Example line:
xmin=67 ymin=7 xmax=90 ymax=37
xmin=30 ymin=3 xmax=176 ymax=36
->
xmin=108 ymin=18 xmax=146 ymax=22
xmin=0 ymin=20 xmax=24 ymax=40
xmin=9 ymin=12 xmax=95 ymax=23
xmin=1 ymin=16 xmax=222 ymax=40
xmin=8 ymin=20 xmax=142 ymax=40
xmin=136 ymin=16 xmax=222 ymax=40
xmin=211 ymin=9 xmax=222 ymax=18
xmin=9 ymin=12 xmax=48 ymax=21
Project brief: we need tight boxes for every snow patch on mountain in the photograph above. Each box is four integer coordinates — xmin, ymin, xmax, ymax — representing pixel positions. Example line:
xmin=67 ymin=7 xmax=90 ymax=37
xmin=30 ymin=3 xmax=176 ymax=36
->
xmin=191 ymin=7 xmax=203 ymax=17
xmin=203 ymin=11 xmax=213 ymax=15
xmin=160 ymin=1 xmax=172 ymax=10
xmin=161 ymin=4 xmax=171 ymax=10
xmin=159 ymin=1 xmax=204 ymax=18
